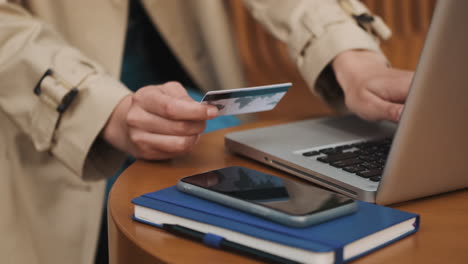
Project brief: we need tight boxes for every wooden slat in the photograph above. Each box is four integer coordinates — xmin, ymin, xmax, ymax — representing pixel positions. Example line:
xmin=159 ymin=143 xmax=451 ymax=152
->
xmin=227 ymin=0 xmax=333 ymax=121
xmin=227 ymin=0 xmax=436 ymax=120
xmin=396 ymin=0 xmax=412 ymax=36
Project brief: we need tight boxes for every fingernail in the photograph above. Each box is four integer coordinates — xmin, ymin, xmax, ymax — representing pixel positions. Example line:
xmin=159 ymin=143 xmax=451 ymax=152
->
xmin=397 ymin=107 xmax=404 ymax=121
xmin=207 ymin=107 xmax=218 ymax=119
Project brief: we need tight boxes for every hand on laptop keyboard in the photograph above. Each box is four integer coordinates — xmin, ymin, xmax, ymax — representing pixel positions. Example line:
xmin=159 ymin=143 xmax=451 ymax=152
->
xmin=332 ymin=50 xmax=414 ymax=123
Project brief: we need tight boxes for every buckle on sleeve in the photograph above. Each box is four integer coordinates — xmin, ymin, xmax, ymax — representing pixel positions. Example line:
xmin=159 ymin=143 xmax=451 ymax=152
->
xmin=31 ymin=69 xmax=80 ymax=151
xmin=33 ymin=69 xmax=79 ymax=113
xmin=339 ymin=0 xmax=392 ymax=40
xmin=56 ymin=88 xmax=79 ymax=113
xmin=353 ymin=13 xmax=375 ymax=24
xmin=33 ymin=69 xmax=53 ymax=95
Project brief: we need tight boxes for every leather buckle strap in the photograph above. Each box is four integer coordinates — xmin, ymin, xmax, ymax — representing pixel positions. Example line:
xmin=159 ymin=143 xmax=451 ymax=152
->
xmin=33 ymin=69 xmax=79 ymax=113
xmin=31 ymin=69 xmax=80 ymax=151
xmin=339 ymin=0 xmax=392 ymax=40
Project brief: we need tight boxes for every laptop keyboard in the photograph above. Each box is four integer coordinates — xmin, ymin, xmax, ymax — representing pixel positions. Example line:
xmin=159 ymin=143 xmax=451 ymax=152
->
xmin=301 ymin=138 xmax=393 ymax=182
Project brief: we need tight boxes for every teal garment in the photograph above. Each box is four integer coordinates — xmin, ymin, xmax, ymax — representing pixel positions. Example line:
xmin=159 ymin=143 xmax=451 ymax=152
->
xmin=104 ymin=0 xmax=240 ymax=200
xmin=119 ymin=0 xmax=240 ymax=131
xmin=96 ymin=2 xmax=241 ymax=263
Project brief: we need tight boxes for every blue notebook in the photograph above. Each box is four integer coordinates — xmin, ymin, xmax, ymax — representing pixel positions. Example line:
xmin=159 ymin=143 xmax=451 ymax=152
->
xmin=132 ymin=186 xmax=419 ymax=264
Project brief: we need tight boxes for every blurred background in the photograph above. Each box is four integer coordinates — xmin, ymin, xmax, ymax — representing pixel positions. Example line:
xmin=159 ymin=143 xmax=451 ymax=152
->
xmin=228 ymin=0 xmax=437 ymax=121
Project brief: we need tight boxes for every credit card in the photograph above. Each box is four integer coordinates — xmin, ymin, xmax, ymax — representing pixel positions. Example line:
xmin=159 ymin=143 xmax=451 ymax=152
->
xmin=200 ymin=83 xmax=291 ymax=116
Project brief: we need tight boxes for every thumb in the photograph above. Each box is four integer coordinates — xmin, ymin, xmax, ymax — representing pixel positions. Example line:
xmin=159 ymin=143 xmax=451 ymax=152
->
xmin=381 ymin=102 xmax=404 ymax=123
xmin=375 ymin=70 xmax=414 ymax=103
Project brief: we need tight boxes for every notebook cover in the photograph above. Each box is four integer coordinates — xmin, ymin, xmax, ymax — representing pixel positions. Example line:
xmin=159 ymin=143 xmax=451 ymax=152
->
xmin=132 ymin=186 xmax=419 ymax=261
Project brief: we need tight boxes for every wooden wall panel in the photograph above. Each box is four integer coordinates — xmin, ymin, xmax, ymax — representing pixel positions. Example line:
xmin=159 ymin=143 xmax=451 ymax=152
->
xmin=361 ymin=0 xmax=437 ymax=69
xmin=228 ymin=0 xmax=436 ymax=121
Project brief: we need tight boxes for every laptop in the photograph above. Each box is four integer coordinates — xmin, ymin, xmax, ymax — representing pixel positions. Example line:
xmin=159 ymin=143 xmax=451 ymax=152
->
xmin=225 ymin=1 xmax=468 ymax=205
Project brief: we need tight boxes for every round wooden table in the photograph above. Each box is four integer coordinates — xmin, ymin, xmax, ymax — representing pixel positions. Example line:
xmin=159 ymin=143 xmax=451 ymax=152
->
xmin=108 ymin=120 xmax=468 ymax=264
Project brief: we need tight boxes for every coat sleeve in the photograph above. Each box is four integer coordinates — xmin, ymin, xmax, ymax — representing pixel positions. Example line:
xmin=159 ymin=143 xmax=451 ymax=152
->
xmin=242 ymin=0 xmax=390 ymax=110
xmin=0 ymin=3 xmax=131 ymax=180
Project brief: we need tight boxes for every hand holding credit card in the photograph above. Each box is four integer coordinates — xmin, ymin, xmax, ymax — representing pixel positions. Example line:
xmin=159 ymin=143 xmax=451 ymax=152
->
xmin=200 ymin=83 xmax=291 ymax=116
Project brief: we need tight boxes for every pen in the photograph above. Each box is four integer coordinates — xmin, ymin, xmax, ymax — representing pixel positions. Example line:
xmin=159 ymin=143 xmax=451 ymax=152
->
xmin=162 ymin=224 xmax=299 ymax=264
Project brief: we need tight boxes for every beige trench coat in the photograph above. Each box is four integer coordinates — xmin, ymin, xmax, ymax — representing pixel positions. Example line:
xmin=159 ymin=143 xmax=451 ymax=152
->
xmin=0 ymin=0 xmax=385 ymax=263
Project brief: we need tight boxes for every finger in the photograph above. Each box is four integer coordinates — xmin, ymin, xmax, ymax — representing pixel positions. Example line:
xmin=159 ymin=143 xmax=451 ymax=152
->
xmin=369 ymin=69 xmax=414 ymax=103
xmin=158 ymin=81 xmax=194 ymax=101
xmin=133 ymin=86 xmax=218 ymax=120
xmin=354 ymin=91 xmax=404 ymax=122
xmin=129 ymin=130 xmax=200 ymax=155
xmin=158 ymin=82 xmax=221 ymax=113
xmin=376 ymin=101 xmax=404 ymax=123
xmin=126 ymin=106 xmax=207 ymax=135
xmin=131 ymin=145 xmax=184 ymax=161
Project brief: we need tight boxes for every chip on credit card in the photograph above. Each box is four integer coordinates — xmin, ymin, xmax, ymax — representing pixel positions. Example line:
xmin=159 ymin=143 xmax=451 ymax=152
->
xmin=200 ymin=83 xmax=291 ymax=116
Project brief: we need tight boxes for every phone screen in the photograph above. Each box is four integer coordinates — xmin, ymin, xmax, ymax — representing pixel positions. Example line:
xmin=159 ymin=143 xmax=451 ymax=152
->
xmin=180 ymin=166 xmax=354 ymax=216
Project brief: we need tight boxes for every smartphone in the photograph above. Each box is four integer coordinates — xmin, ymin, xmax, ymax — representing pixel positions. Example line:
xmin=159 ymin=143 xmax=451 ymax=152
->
xmin=177 ymin=166 xmax=358 ymax=227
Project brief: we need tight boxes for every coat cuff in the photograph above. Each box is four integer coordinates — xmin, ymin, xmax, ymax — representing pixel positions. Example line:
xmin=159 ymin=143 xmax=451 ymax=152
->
xmin=50 ymin=74 xmax=131 ymax=180
xmin=296 ymin=20 xmax=385 ymax=111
